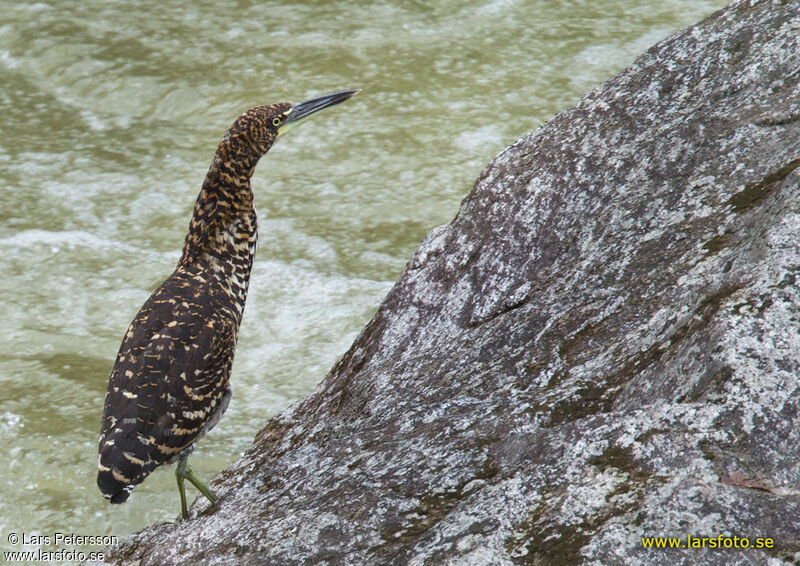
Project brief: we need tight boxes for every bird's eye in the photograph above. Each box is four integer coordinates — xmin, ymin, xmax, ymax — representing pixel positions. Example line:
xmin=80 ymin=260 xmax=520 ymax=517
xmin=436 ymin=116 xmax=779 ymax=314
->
xmin=272 ymin=117 xmax=281 ymax=127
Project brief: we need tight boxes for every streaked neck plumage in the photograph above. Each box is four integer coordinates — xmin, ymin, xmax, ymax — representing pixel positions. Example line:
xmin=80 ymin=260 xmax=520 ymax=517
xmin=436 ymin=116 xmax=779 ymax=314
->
xmin=178 ymin=144 xmax=261 ymax=321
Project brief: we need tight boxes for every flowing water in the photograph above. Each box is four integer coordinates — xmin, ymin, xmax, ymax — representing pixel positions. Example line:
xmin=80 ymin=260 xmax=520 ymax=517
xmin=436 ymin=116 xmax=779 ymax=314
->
xmin=0 ymin=0 xmax=727 ymax=560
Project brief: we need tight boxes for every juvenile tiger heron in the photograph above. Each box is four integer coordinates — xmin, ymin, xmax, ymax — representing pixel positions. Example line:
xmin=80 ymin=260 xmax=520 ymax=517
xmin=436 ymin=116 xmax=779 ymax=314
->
xmin=97 ymin=89 xmax=359 ymax=519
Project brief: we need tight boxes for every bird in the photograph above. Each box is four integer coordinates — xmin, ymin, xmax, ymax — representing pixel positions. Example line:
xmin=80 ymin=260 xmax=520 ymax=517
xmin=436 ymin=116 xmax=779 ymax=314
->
xmin=97 ymin=89 xmax=359 ymax=520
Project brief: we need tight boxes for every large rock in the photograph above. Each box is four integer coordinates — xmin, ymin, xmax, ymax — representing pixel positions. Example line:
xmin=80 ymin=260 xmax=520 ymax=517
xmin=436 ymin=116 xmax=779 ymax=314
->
xmin=94 ymin=1 xmax=800 ymax=564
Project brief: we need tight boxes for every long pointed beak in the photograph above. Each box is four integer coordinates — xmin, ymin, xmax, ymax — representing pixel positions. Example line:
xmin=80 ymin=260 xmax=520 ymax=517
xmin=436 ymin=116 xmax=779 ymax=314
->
xmin=278 ymin=89 xmax=360 ymax=135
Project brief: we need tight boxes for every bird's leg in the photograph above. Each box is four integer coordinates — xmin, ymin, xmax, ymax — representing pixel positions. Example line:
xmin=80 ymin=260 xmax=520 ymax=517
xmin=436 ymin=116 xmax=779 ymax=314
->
xmin=175 ymin=455 xmax=190 ymax=521
xmin=184 ymin=463 xmax=218 ymax=506
xmin=174 ymin=453 xmax=218 ymax=521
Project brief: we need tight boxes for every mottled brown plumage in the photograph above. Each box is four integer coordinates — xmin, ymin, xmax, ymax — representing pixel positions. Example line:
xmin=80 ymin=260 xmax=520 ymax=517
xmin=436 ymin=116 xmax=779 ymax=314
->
xmin=97 ymin=91 xmax=358 ymax=517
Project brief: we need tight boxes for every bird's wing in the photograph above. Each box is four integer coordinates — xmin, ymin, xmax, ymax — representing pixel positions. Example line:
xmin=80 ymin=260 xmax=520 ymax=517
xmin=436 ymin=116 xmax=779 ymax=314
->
xmin=98 ymin=284 xmax=236 ymax=491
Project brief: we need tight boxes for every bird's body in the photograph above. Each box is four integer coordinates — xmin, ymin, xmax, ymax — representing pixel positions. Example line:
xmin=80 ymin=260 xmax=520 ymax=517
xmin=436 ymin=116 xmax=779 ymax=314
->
xmin=97 ymin=91 xmax=358 ymax=516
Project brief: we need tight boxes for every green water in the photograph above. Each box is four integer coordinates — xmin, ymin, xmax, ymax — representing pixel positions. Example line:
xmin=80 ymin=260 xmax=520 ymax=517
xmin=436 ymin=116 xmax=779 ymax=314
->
xmin=0 ymin=0 xmax=726 ymax=561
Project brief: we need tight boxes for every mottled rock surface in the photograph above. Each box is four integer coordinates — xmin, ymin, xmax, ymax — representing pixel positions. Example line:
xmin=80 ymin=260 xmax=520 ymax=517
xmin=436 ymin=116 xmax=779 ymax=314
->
xmin=92 ymin=1 xmax=800 ymax=564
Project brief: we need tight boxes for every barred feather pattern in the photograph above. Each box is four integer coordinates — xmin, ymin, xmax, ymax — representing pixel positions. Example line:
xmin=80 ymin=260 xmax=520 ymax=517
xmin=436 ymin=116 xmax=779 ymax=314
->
xmin=97 ymin=103 xmax=291 ymax=503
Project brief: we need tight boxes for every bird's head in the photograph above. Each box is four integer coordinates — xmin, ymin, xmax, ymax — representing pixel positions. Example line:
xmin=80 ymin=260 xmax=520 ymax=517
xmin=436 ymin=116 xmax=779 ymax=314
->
xmin=217 ymin=89 xmax=360 ymax=165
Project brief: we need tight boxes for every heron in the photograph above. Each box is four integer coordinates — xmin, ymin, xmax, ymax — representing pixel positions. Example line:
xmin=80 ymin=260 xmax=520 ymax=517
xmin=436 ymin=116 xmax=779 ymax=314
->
xmin=97 ymin=89 xmax=359 ymax=520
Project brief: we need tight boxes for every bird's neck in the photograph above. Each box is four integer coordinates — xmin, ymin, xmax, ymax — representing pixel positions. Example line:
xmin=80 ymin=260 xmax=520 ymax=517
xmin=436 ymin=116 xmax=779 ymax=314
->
xmin=178 ymin=155 xmax=259 ymax=309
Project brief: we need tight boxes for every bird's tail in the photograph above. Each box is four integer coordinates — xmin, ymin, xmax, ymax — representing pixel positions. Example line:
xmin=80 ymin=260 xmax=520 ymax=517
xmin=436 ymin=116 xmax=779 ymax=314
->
xmin=97 ymin=471 xmax=134 ymax=504
xmin=97 ymin=440 xmax=154 ymax=504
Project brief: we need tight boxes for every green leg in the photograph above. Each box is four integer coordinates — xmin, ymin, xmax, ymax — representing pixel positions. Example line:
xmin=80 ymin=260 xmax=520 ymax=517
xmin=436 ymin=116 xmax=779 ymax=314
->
xmin=175 ymin=457 xmax=190 ymax=521
xmin=184 ymin=464 xmax=218 ymax=506
xmin=175 ymin=454 xmax=217 ymax=521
